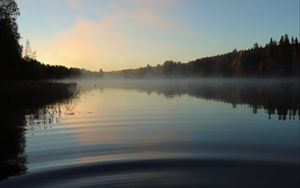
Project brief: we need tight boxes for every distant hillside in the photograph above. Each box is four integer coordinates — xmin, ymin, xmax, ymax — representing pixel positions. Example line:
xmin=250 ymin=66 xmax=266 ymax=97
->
xmin=108 ymin=34 xmax=300 ymax=78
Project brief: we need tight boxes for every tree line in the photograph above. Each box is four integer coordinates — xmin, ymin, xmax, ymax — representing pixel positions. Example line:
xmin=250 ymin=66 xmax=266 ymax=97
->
xmin=0 ymin=0 xmax=86 ymax=80
xmin=109 ymin=34 xmax=299 ymax=78
xmin=1 ymin=0 xmax=299 ymax=79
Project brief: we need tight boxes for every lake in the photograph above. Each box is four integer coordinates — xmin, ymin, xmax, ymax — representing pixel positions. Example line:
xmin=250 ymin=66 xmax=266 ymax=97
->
xmin=0 ymin=79 xmax=299 ymax=187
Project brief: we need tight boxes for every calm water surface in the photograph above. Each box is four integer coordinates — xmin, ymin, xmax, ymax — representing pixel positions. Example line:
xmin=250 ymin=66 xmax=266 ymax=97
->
xmin=1 ymin=79 xmax=299 ymax=187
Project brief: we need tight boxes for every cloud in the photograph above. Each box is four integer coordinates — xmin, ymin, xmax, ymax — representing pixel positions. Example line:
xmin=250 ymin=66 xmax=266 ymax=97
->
xmin=67 ymin=0 xmax=84 ymax=9
xmin=38 ymin=0 xmax=196 ymax=71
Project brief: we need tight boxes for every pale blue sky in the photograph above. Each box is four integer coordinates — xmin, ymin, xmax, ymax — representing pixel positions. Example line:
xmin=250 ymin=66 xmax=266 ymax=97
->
xmin=16 ymin=0 xmax=299 ymax=71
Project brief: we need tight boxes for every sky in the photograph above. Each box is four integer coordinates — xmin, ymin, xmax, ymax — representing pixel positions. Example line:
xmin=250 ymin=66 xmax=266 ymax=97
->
xmin=16 ymin=0 xmax=299 ymax=71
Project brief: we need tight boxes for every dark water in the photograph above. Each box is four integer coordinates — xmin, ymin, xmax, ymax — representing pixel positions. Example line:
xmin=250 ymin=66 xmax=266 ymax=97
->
xmin=1 ymin=79 xmax=299 ymax=187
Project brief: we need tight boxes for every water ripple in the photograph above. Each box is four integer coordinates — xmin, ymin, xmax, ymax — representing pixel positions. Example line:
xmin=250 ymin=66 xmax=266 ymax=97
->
xmin=1 ymin=158 xmax=299 ymax=188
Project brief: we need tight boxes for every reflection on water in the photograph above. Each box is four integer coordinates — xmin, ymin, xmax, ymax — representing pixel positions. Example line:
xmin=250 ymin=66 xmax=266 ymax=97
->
xmin=0 ymin=111 xmax=27 ymax=181
xmin=79 ymin=79 xmax=300 ymax=120
xmin=25 ymin=102 xmax=78 ymax=132
xmin=0 ymin=79 xmax=299 ymax=187
xmin=0 ymin=81 xmax=77 ymax=180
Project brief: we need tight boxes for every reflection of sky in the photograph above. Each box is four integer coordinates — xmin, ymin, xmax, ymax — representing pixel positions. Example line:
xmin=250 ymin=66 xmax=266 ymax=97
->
xmin=24 ymin=88 xmax=300 ymax=170
xmin=16 ymin=0 xmax=299 ymax=71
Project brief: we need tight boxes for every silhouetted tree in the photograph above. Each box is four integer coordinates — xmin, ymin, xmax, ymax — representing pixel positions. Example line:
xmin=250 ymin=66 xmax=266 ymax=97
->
xmin=24 ymin=39 xmax=36 ymax=59
xmin=294 ymin=37 xmax=299 ymax=45
xmin=0 ymin=0 xmax=22 ymax=78
xmin=283 ymin=34 xmax=290 ymax=45
xmin=291 ymin=37 xmax=295 ymax=44
xmin=279 ymin=35 xmax=284 ymax=45
xmin=253 ymin=43 xmax=259 ymax=49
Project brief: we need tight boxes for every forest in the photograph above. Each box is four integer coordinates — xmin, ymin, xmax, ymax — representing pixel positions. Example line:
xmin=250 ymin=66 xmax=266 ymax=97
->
xmin=1 ymin=0 xmax=299 ymax=80
xmin=110 ymin=35 xmax=300 ymax=78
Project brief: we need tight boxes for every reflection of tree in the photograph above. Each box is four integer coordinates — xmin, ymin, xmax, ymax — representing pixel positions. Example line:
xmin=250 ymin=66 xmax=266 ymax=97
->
xmin=0 ymin=111 xmax=27 ymax=180
xmin=0 ymin=81 xmax=77 ymax=180
xmin=25 ymin=105 xmax=62 ymax=132
xmin=185 ymin=82 xmax=299 ymax=120
xmin=183 ymin=82 xmax=300 ymax=120
xmin=93 ymin=79 xmax=300 ymax=120
xmin=25 ymin=100 xmax=78 ymax=133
